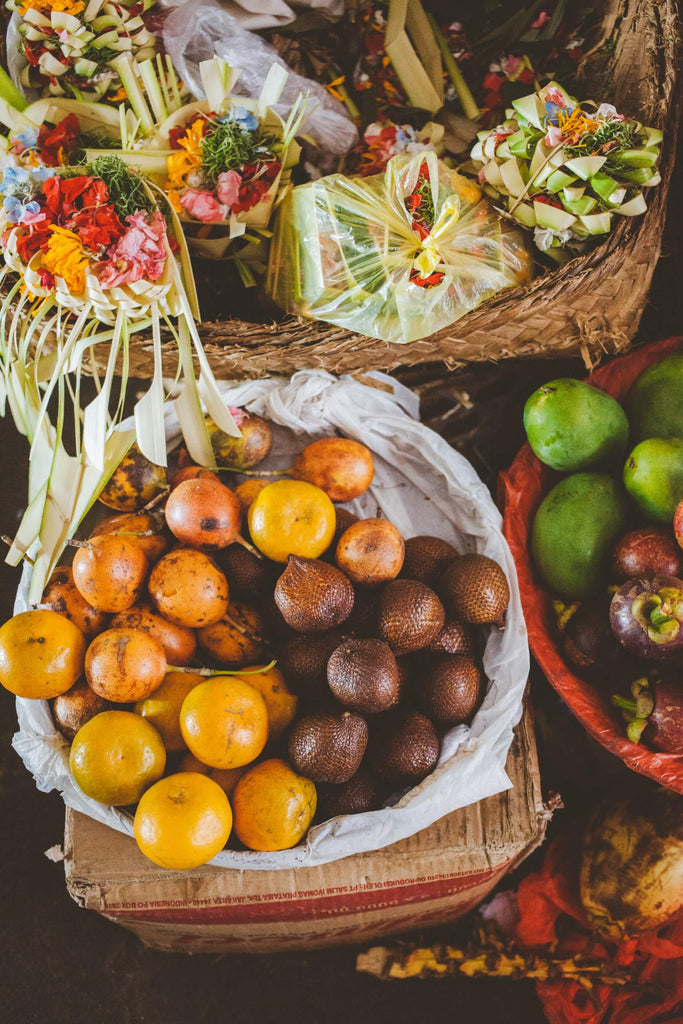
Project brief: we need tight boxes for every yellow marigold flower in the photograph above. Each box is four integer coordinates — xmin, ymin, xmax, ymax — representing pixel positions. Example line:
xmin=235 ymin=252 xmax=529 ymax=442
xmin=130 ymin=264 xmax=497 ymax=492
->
xmin=18 ymin=0 xmax=85 ymax=15
xmin=42 ymin=227 xmax=90 ymax=295
xmin=166 ymin=189 xmax=182 ymax=213
xmin=166 ymin=118 xmax=205 ymax=188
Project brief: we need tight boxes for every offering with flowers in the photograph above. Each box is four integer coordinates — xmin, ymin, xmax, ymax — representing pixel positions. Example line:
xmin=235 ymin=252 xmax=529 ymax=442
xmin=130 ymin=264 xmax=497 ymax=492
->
xmin=6 ymin=0 xmax=158 ymax=101
xmin=267 ymin=150 xmax=532 ymax=345
xmin=0 ymin=140 xmax=239 ymax=601
xmin=471 ymin=81 xmax=663 ymax=257
xmin=348 ymin=119 xmax=444 ymax=177
xmin=110 ymin=57 xmax=305 ymax=260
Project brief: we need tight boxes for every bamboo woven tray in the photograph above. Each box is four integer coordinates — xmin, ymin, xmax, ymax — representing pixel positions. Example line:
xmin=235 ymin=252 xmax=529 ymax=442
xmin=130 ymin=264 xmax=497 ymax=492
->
xmin=2 ymin=0 xmax=681 ymax=379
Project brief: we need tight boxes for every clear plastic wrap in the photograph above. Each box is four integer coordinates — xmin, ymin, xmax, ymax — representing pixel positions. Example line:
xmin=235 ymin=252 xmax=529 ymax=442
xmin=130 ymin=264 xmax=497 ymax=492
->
xmin=501 ymin=337 xmax=683 ymax=794
xmin=267 ymin=151 xmax=533 ymax=345
xmin=160 ymin=0 xmax=357 ymax=162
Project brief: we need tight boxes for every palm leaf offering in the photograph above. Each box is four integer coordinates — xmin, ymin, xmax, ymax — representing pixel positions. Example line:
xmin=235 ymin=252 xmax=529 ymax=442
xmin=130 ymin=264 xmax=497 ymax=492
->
xmin=6 ymin=0 xmax=158 ymax=101
xmin=0 ymin=97 xmax=239 ymax=598
xmin=471 ymin=80 xmax=663 ymax=258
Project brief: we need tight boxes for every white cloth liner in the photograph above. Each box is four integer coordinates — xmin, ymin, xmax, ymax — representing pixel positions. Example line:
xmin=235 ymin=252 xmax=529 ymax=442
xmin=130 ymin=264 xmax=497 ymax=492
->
xmin=12 ymin=370 xmax=529 ymax=870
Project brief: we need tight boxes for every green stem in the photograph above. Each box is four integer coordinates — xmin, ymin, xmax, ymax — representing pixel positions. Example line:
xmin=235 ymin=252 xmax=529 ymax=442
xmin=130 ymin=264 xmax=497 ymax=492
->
xmin=427 ymin=13 xmax=479 ymax=121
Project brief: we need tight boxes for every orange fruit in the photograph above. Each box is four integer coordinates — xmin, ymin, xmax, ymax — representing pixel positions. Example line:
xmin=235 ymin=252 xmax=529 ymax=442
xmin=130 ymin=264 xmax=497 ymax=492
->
xmin=240 ymin=666 xmax=297 ymax=742
xmin=99 ymin=444 xmax=167 ymax=512
xmin=234 ymin=479 xmax=271 ymax=518
xmin=90 ymin=512 xmax=170 ymax=563
xmin=232 ymin=758 xmax=317 ymax=851
xmin=134 ymin=772 xmax=232 ymax=869
xmin=292 ymin=438 xmax=374 ymax=502
xmin=148 ymin=549 xmax=229 ymax=628
xmin=209 ymin=765 xmax=248 ymax=796
xmin=110 ymin=602 xmax=197 ymax=666
xmin=178 ymin=750 xmax=211 ymax=774
xmin=72 ymin=534 xmax=149 ymax=613
xmin=134 ymin=671 xmax=205 ymax=751
xmin=41 ymin=566 xmax=110 ymax=639
xmin=179 ymin=676 xmax=268 ymax=769
xmin=0 ymin=609 xmax=86 ymax=699
xmin=196 ymin=600 xmax=267 ymax=668
xmin=247 ymin=480 xmax=336 ymax=562
xmin=85 ymin=627 xmax=167 ymax=702
xmin=70 ymin=710 xmax=166 ymax=805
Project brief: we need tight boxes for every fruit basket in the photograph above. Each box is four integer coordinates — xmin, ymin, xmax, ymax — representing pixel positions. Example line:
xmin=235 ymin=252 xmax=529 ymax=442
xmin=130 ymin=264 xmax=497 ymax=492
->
xmin=0 ymin=0 xmax=680 ymax=380
xmin=11 ymin=371 xmax=530 ymax=869
xmin=500 ymin=337 xmax=683 ymax=793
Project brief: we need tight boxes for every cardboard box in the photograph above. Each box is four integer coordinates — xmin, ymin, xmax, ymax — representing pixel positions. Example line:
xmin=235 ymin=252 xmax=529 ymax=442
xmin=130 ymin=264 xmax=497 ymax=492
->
xmin=64 ymin=704 xmax=546 ymax=954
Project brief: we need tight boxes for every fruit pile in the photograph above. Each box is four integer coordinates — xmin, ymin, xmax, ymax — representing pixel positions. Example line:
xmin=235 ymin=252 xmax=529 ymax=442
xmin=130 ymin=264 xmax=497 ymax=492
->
xmin=524 ymin=349 xmax=683 ymax=756
xmin=0 ymin=412 xmax=510 ymax=869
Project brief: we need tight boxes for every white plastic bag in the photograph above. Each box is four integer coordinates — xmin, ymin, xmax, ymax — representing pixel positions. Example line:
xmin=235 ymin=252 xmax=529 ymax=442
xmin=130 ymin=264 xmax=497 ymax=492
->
xmin=13 ymin=370 xmax=529 ymax=870
xmin=161 ymin=0 xmax=358 ymax=163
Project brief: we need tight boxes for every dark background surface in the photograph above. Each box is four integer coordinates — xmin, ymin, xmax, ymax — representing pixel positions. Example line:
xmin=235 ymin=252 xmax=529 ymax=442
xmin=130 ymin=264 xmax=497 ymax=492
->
xmin=1 ymin=147 xmax=682 ymax=1024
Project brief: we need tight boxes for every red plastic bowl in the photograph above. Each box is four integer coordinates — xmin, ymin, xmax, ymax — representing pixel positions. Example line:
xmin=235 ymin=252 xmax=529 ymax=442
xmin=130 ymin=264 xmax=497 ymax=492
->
xmin=500 ymin=337 xmax=683 ymax=793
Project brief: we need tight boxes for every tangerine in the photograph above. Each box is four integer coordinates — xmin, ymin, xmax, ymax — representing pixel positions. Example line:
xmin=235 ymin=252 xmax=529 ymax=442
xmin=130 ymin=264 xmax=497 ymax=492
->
xmin=72 ymin=534 xmax=149 ymax=613
xmin=234 ymin=479 xmax=271 ymax=518
xmin=41 ymin=566 xmax=110 ymax=639
xmin=134 ymin=772 xmax=232 ymax=869
xmin=90 ymin=512 xmax=170 ymax=563
xmin=232 ymin=758 xmax=317 ymax=851
xmin=179 ymin=676 xmax=268 ymax=769
xmin=70 ymin=710 xmax=166 ymax=805
xmin=240 ymin=666 xmax=298 ymax=742
xmin=247 ymin=480 xmax=336 ymax=563
xmin=134 ymin=671 xmax=205 ymax=751
xmin=0 ymin=609 xmax=86 ymax=699
xmin=148 ymin=549 xmax=229 ymax=628
xmin=196 ymin=600 xmax=267 ymax=668
xmin=85 ymin=627 xmax=167 ymax=702
xmin=178 ymin=751 xmax=211 ymax=774
xmin=110 ymin=602 xmax=197 ymax=666
xmin=99 ymin=444 xmax=167 ymax=512
xmin=208 ymin=765 xmax=248 ymax=796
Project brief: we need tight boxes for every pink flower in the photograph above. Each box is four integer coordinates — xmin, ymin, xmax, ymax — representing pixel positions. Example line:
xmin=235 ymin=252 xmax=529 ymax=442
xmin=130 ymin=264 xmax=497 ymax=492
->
xmin=544 ymin=86 xmax=567 ymax=107
xmin=545 ymin=123 xmax=564 ymax=147
xmin=180 ymin=188 xmax=227 ymax=223
xmin=216 ymin=170 xmax=241 ymax=209
xmin=96 ymin=210 xmax=168 ymax=289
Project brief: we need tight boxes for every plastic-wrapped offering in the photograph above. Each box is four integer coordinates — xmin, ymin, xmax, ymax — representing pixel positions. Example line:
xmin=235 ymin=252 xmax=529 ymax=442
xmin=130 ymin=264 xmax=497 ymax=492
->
xmin=267 ymin=151 xmax=532 ymax=345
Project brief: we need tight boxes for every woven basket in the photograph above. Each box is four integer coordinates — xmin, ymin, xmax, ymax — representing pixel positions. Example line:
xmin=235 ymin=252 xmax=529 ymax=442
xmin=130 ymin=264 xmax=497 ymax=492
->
xmin=3 ymin=0 xmax=681 ymax=380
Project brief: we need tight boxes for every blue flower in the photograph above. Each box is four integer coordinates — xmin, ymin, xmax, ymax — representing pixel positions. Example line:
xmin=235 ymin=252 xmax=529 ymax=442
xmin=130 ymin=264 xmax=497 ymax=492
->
xmin=544 ymin=100 xmax=575 ymax=126
xmin=1 ymin=164 xmax=31 ymax=196
xmin=14 ymin=126 xmax=39 ymax=152
xmin=31 ymin=164 xmax=53 ymax=184
xmin=229 ymin=106 xmax=258 ymax=133
xmin=3 ymin=195 xmax=40 ymax=224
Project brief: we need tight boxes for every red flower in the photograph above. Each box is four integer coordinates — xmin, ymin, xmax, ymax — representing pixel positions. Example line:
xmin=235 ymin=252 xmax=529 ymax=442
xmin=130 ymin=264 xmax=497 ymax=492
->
xmin=233 ymin=160 xmax=281 ymax=214
xmin=37 ymin=268 xmax=55 ymax=289
xmin=409 ymin=268 xmax=445 ymax=289
xmin=38 ymin=114 xmax=80 ymax=167
xmin=41 ymin=175 xmax=125 ymax=251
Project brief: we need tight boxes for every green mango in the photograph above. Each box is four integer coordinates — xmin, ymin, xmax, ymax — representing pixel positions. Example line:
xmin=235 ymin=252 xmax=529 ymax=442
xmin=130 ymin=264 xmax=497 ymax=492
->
xmin=523 ymin=378 xmax=629 ymax=471
xmin=623 ymin=437 xmax=683 ymax=522
xmin=625 ymin=352 xmax=683 ymax=443
xmin=531 ymin=473 xmax=629 ymax=600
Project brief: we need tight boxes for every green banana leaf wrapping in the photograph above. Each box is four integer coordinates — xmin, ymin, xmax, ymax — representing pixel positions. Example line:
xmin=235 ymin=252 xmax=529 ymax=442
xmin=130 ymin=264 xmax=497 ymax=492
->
xmin=471 ymin=81 xmax=663 ymax=255
xmin=267 ymin=151 xmax=532 ymax=345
